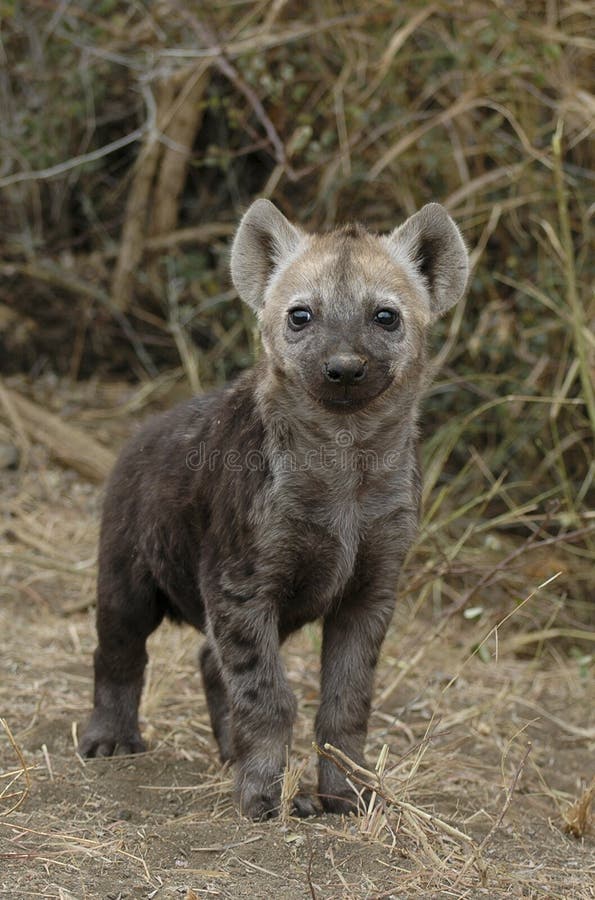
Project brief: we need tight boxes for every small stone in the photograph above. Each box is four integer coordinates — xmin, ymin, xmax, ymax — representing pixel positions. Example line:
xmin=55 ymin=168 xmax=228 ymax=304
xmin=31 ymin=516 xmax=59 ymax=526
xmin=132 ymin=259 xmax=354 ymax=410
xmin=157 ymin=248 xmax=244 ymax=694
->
xmin=114 ymin=808 xmax=133 ymax=820
xmin=0 ymin=443 xmax=19 ymax=470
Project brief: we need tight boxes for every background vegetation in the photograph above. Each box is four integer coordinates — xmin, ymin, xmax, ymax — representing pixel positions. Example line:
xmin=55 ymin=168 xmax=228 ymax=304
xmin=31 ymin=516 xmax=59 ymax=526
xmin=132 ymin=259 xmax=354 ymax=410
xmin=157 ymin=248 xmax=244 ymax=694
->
xmin=0 ymin=3 xmax=593 ymax=896
xmin=2 ymin=0 xmax=593 ymax=615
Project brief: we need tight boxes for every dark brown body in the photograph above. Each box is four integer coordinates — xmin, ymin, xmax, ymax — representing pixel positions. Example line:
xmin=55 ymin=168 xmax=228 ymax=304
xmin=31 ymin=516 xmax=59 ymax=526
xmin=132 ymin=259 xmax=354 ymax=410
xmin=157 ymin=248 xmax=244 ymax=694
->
xmin=80 ymin=200 xmax=468 ymax=819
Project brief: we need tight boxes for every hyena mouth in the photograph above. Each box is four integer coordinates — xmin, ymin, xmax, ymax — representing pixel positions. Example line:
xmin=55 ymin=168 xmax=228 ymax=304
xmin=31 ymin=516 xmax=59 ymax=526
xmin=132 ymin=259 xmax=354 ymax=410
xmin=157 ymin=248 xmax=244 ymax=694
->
xmin=311 ymin=385 xmax=390 ymax=412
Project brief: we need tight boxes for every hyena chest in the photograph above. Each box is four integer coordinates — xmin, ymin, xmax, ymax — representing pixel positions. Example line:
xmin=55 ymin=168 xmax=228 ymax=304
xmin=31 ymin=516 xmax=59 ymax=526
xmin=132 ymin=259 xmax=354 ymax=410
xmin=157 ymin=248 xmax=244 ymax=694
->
xmin=263 ymin=467 xmax=376 ymax=620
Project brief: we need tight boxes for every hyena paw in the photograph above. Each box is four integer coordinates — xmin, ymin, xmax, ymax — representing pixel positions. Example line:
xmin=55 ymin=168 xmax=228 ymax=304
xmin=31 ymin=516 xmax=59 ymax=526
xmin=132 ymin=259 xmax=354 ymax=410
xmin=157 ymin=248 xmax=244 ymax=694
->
xmin=238 ymin=788 xmax=318 ymax=820
xmin=236 ymin=769 xmax=283 ymax=820
xmin=78 ymin=714 xmax=146 ymax=758
xmin=291 ymin=793 xmax=318 ymax=818
xmin=319 ymin=790 xmax=372 ymax=815
xmin=238 ymin=786 xmax=281 ymax=821
xmin=236 ymin=763 xmax=319 ymax=820
xmin=319 ymin=762 xmax=374 ymax=815
xmin=215 ymin=729 xmax=234 ymax=766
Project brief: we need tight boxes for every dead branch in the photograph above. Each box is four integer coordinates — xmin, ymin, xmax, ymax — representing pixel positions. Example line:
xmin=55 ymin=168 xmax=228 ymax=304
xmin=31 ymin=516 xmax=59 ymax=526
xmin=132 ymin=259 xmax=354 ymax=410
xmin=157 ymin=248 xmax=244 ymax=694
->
xmin=111 ymin=62 xmax=212 ymax=311
xmin=110 ymin=79 xmax=175 ymax=311
xmin=149 ymin=66 xmax=210 ymax=237
xmin=0 ymin=384 xmax=115 ymax=483
xmin=144 ymin=222 xmax=235 ymax=252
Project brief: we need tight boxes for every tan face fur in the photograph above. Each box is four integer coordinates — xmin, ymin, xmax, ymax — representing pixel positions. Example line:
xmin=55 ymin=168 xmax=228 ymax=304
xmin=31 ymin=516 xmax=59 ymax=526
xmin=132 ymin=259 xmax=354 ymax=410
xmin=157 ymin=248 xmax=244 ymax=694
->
xmin=231 ymin=200 xmax=469 ymax=414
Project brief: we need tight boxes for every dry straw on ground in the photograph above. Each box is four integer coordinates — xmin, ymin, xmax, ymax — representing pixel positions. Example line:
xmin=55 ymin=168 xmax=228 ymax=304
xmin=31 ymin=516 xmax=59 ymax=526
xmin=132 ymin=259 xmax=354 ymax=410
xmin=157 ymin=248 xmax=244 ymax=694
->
xmin=563 ymin=778 xmax=595 ymax=840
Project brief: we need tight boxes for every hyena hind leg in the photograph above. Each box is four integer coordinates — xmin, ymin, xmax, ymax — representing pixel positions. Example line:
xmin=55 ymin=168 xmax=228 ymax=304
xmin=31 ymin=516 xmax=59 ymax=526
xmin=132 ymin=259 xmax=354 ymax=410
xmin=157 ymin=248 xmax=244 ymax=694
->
xmin=79 ymin=577 xmax=164 ymax=758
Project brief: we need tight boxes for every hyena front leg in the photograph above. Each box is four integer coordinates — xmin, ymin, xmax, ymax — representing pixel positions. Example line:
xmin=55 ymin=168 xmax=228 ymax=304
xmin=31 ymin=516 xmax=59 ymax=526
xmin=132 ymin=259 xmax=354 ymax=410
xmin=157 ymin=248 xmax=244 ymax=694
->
xmin=316 ymin=585 xmax=397 ymax=814
xmin=199 ymin=641 xmax=233 ymax=763
xmin=207 ymin=595 xmax=315 ymax=820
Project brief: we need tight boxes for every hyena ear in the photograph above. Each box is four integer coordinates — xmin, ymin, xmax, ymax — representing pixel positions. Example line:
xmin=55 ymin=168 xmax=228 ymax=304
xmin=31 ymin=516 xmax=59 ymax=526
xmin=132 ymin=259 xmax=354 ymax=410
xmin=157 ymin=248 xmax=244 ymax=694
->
xmin=230 ymin=199 xmax=304 ymax=312
xmin=387 ymin=203 xmax=469 ymax=319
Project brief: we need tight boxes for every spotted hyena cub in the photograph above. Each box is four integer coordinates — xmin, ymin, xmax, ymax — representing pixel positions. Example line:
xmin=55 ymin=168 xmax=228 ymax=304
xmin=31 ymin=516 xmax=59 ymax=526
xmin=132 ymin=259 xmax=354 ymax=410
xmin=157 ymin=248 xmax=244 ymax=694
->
xmin=79 ymin=200 xmax=469 ymax=819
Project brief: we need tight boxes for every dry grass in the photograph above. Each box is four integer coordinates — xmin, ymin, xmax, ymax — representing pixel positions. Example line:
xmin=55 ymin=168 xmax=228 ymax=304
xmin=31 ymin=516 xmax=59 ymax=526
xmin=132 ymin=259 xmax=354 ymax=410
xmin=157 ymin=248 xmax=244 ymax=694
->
xmin=563 ymin=778 xmax=595 ymax=840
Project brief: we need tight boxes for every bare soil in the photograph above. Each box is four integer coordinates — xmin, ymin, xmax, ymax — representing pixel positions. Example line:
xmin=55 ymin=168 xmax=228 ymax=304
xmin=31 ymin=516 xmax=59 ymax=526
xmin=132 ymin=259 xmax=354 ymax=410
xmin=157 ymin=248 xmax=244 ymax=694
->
xmin=1 ymin=380 xmax=593 ymax=899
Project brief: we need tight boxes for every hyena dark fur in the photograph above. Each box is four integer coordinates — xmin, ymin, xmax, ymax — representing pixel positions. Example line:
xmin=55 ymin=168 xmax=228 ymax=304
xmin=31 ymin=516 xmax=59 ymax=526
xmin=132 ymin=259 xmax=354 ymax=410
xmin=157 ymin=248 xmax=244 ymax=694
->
xmin=79 ymin=200 xmax=469 ymax=820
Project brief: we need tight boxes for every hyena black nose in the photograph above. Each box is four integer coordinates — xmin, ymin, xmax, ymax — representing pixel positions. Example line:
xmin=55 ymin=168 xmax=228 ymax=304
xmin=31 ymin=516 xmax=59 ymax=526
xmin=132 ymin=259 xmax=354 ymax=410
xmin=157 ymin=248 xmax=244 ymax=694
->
xmin=324 ymin=354 xmax=368 ymax=385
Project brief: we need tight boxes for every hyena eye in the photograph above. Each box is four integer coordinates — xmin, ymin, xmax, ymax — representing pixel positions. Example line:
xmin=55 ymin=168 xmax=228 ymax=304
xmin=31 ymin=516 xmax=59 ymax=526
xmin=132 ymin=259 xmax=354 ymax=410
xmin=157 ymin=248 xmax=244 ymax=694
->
xmin=288 ymin=307 xmax=313 ymax=331
xmin=373 ymin=308 xmax=401 ymax=331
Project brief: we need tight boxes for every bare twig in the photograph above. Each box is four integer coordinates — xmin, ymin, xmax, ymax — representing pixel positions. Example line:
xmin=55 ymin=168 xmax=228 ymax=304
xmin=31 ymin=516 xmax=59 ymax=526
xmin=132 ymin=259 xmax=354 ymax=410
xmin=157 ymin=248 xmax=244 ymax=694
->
xmin=176 ymin=10 xmax=294 ymax=177
xmin=0 ymin=128 xmax=145 ymax=189
xmin=314 ymin=742 xmax=477 ymax=850
xmin=305 ymin=834 xmax=317 ymax=900
xmin=0 ymin=718 xmax=31 ymax=815
xmin=452 ymin=742 xmax=532 ymax=889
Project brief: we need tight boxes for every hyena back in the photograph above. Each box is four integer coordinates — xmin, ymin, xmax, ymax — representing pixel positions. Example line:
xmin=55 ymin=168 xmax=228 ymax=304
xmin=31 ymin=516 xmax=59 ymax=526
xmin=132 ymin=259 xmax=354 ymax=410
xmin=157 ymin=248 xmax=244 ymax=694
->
xmin=79 ymin=200 xmax=469 ymax=819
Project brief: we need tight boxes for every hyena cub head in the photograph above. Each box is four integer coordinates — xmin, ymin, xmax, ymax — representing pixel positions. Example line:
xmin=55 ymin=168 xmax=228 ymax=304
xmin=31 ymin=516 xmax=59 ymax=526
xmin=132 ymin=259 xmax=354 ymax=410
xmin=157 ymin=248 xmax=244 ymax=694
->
xmin=231 ymin=199 xmax=469 ymax=413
